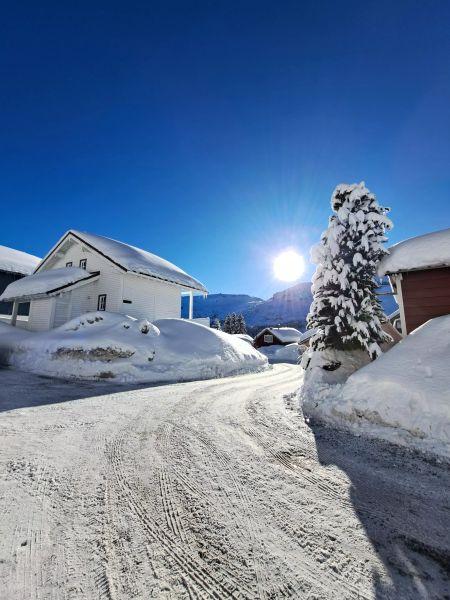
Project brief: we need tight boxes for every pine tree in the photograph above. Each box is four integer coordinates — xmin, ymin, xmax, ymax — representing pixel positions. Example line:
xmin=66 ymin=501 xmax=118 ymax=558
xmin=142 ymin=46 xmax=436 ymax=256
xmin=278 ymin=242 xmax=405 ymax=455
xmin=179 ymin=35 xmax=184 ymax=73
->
xmin=235 ymin=314 xmax=247 ymax=334
xmin=223 ymin=312 xmax=244 ymax=334
xmin=307 ymin=182 xmax=393 ymax=359
xmin=211 ymin=318 xmax=221 ymax=330
xmin=222 ymin=314 xmax=232 ymax=334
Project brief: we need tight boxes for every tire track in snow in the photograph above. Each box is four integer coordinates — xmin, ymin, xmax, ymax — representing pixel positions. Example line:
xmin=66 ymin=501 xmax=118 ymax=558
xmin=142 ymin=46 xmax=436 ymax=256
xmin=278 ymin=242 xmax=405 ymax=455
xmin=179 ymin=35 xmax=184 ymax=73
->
xmin=179 ymin=374 xmax=369 ymax=598
xmin=106 ymin=426 xmax=246 ymax=599
xmin=158 ymin=469 xmax=186 ymax=541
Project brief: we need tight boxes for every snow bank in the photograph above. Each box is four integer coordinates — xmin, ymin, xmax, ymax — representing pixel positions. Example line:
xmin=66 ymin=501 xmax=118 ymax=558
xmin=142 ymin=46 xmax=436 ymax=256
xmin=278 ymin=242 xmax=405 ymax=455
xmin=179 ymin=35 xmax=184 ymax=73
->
xmin=378 ymin=227 xmax=450 ymax=276
xmin=301 ymin=316 xmax=450 ymax=458
xmin=233 ymin=333 xmax=254 ymax=344
xmin=0 ymin=313 xmax=267 ymax=383
xmin=0 ymin=245 xmax=40 ymax=275
xmin=258 ymin=343 xmax=301 ymax=364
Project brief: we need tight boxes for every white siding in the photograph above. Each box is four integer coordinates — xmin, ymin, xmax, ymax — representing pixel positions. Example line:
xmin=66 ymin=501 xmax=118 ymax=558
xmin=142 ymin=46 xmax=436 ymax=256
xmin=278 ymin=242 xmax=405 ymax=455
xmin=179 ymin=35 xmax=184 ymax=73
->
xmin=44 ymin=238 xmax=124 ymax=314
xmin=53 ymin=293 xmax=71 ymax=327
xmin=28 ymin=298 xmax=55 ymax=331
xmin=31 ymin=235 xmax=183 ymax=328
xmin=69 ymin=280 xmax=99 ymax=318
xmin=122 ymin=274 xmax=181 ymax=320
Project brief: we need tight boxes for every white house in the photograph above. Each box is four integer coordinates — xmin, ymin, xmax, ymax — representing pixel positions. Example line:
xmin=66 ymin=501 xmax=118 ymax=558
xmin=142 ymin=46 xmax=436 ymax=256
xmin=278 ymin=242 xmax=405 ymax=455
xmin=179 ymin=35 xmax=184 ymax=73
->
xmin=0 ymin=245 xmax=41 ymax=325
xmin=0 ymin=230 xmax=207 ymax=331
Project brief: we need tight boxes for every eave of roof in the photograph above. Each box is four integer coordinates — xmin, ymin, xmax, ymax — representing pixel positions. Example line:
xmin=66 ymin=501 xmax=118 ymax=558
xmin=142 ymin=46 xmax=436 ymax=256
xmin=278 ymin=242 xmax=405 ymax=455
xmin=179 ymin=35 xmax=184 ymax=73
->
xmin=36 ymin=230 xmax=207 ymax=293
xmin=0 ymin=270 xmax=99 ymax=302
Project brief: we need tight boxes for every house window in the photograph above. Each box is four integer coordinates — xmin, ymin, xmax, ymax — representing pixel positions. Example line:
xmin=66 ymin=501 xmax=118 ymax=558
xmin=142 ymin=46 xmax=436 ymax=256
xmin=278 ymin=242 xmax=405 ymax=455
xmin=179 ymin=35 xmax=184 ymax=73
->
xmin=66 ymin=261 xmax=73 ymax=267
xmin=97 ymin=294 xmax=107 ymax=311
xmin=123 ymin=299 xmax=132 ymax=304
xmin=79 ymin=259 xmax=87 ymax=270
xmin=264 ymin=334 xmax=274 ymax=343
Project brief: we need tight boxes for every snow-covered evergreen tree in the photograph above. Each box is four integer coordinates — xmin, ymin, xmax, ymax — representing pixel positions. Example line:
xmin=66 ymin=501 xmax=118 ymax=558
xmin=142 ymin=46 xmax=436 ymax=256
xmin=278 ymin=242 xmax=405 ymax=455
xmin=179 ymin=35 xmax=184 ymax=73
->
xmin=222 ymin=314 xmax=235 ymax=334
xmin=223 ymin=312 xmax=245 ymax=334
xmin=307 ymin=182 xmax=393 ymax=359
xmin=235 ymin=314 xmax=247 ymax=334
xmin=211 ymin=318 xmax=221 ymax=330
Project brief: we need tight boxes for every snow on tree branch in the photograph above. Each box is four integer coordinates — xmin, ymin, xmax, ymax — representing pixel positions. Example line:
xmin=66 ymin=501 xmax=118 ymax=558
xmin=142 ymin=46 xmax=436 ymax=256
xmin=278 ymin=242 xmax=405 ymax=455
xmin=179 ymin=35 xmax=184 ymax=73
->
xmin=307 ymin=182 xmax=393 ymax=359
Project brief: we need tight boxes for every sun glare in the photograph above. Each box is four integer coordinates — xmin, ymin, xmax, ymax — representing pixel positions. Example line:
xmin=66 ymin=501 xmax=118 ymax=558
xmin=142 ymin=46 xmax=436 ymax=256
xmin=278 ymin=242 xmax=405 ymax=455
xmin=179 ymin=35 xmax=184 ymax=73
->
xmin=273 ymin=250 xmax=305 ymax=282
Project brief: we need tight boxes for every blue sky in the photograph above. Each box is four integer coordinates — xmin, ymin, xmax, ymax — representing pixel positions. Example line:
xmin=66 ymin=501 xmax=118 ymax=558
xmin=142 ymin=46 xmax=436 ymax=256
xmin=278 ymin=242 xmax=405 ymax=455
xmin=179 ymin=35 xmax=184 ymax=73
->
xmin=1 ymin=1 xmax=449 ymax=299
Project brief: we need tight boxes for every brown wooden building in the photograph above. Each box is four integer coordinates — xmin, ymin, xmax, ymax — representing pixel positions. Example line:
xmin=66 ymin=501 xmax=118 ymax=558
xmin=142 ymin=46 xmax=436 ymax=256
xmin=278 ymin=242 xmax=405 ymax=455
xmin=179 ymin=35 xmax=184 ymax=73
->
xmin=378 ymin=228 xmax=450 ymax=335
xmin=253 ymin=327 xmax=301 ymax=349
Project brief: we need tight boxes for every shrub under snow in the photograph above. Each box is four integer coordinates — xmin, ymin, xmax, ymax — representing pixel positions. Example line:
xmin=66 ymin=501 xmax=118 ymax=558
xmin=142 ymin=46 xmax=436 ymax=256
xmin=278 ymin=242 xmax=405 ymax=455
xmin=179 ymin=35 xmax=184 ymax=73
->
xmin=0 ymin=313 xmax=268 ymax=383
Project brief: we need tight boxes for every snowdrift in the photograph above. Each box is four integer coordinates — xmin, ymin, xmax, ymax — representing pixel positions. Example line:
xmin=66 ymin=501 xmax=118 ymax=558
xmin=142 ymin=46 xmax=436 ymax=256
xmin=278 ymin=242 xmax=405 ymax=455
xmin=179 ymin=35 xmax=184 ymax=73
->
xmin=301 ymin=316 xmax=450 ymax=458
xmin=0 ymin=313 xmax=268 ymax=383
xmin=258 ymin=343 xmax=301 ymax=364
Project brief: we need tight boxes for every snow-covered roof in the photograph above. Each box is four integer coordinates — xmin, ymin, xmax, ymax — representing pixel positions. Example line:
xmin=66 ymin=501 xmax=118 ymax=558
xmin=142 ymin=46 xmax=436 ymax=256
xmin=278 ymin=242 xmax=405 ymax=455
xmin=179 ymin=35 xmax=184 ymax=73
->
xmin=0 ymin=245 xmax=40 ymax=275
xmin=260 ymin=327 xmax=302 ymax=343
xmin=0 ymin=267 xmax=99 ymax=302
xmin=388 ymin=308 xmax=400 ymax=321
xmin=298 ymin=328 xmax=318 ymax=343
xmin=378 ymin=228 xmax=450 ymax=276
xmin=38 ymin=230 xmax=207 ymax=293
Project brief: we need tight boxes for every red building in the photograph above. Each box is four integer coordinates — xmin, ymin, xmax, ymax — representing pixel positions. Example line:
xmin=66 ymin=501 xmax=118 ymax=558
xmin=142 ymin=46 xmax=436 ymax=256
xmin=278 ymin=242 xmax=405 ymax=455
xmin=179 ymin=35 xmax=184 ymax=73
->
xmin=378 ymin=228 xmax=450 ymax=335
xmin=253 ymin=327 xmax=301 ymax=349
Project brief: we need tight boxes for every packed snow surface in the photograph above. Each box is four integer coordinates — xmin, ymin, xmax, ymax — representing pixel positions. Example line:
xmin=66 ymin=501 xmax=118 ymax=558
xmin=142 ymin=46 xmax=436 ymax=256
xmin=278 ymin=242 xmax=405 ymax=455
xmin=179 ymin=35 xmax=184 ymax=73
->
xmin=68 ymin=230 xmax=207 ymax=292
xmin=0 ymin=245 xmax=40 ymax=275
xmin=1 ymin=365 xmax=449 ymax=599
xmin=0 ymin=267 xmax=96 ymax=302
xmin=378 ymin=227 xmax=450 ymax=275
xmin=0 ymin=312 xmax=267 ymax=382
xmin=302 ymin=315 xmax=450 ymax=458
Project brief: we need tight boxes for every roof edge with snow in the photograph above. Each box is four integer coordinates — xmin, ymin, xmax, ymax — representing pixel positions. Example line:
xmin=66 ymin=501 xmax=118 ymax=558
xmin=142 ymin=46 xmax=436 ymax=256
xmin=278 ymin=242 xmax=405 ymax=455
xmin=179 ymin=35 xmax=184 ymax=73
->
xmin=35 ymin=230 xmax=207 ymax=293
xmin=255 ymin=327 xmax=302 ymax=343
xmin=0 ymin=245 xmax=41 ymax=276
xmin=378 ymin=227 xmax=450 ymax=276
xmin=0 ymin=268 xmax=100 ymax=302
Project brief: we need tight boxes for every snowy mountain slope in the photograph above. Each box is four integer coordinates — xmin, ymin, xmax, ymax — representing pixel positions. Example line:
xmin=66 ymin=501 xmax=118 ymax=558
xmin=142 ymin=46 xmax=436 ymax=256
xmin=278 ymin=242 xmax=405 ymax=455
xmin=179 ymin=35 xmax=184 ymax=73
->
xmin=244 ymin=282 xmax=313 ymax=327
xmin=182 ymin=293 xmax=264 ymax=321
xmin=182 ymin=280 xmax=397 ymax=329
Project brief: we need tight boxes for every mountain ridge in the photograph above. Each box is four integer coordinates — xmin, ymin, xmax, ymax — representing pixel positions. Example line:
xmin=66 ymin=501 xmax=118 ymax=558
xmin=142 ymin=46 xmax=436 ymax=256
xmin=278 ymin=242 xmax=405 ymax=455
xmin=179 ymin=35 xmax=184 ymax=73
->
xmin=182 ymin=279 xmax=398 ymax=334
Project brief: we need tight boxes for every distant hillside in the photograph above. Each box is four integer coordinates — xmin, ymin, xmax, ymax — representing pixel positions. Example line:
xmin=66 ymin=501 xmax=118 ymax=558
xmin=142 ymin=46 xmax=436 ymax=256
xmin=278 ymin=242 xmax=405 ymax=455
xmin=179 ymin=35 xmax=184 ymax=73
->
xmin=243 ymin=282 xmax=312 ymax=328
xmin=181 ymin=283 xmax=311 ymax=331
xmin=181 ymin=293 xmax=263 ymax=322
xmin=182 ymin=279 xmax=397 ymax=334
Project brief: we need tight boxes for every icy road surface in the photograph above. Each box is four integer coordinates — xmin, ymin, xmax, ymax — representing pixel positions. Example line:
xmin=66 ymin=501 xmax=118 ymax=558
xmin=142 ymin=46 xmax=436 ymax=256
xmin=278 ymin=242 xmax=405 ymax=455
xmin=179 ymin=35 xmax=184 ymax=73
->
xmin=0 ymin=364 xmax=449 ymax=599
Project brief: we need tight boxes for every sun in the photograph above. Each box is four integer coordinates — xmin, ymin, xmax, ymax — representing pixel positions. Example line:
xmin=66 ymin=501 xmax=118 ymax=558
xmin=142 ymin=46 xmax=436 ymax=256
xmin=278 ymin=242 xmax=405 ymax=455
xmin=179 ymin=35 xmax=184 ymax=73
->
xmin=273 ymin=250 xmax=305 ymax=282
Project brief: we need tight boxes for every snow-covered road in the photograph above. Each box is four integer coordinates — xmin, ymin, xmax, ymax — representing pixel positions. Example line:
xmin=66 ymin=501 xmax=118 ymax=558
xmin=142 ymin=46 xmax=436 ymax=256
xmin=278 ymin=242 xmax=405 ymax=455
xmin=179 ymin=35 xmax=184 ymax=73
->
xmin=0 ymin=364 xmax=449 ymax=599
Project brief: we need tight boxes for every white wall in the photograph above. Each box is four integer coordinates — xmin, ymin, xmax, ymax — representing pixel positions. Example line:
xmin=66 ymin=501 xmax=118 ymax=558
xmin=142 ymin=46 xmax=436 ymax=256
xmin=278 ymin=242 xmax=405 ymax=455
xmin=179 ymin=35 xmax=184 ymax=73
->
xmin=32 ymin=236 xmax=183 ymax=328
xmin=46 ymin=239 xmax=124 ymax=314
xmin=122 ymin=274 xmax=181 ymax=320
xmin=28 ymin=298 xmax=55 ymax=331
